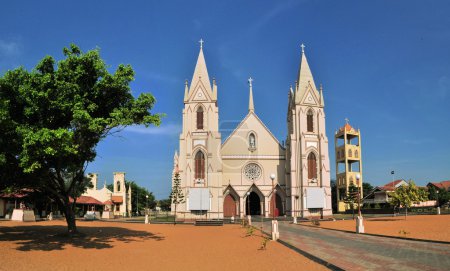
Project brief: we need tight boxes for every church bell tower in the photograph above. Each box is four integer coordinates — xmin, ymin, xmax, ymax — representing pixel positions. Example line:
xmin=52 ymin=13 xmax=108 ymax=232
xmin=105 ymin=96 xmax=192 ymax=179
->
xmin=172 ymin=40 xmax=223 ymax=219
xmin=287 ymin=44 xmax=332 ymax=218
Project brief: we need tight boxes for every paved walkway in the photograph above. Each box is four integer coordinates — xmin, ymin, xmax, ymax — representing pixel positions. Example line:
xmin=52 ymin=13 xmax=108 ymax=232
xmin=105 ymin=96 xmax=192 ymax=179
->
xmin=253 ymin=220 xmax=450 ymax=271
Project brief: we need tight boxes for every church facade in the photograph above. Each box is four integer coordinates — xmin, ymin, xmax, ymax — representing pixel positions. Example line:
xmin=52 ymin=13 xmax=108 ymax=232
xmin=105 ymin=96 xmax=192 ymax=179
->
xmin=172 ymin=42 xmax=332 ymax=219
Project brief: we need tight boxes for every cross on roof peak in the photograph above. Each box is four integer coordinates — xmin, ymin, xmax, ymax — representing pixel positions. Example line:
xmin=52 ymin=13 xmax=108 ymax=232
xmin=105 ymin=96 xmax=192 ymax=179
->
xmin=345 ymin=118 xmax=349 ymax=124
xmin=300 ymin=43 xmax=305 ymax=53
xmin=199 ymin=38 xmax=204 ymax=49
xmin=248 ymin=77 xmax=253 ymax=87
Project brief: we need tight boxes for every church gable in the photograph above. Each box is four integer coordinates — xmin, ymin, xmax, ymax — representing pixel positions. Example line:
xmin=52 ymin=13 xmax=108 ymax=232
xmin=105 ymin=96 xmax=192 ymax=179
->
xmin=300 ymin=86 xmax=320 ymax=106
xmin=188 ymin=81 xmax=213 ymax=102
xmin=221 ymin=112 xmax=284 ymax=155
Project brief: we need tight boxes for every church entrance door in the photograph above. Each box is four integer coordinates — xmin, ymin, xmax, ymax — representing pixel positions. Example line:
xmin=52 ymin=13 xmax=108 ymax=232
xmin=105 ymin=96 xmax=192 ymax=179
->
xmin=223 ymin=194 xmax=237 ymax=217
xmin=269 ymin=193 xmax=284 ymax=217
xmin=246 ymin=192 xmax=261 ymax=215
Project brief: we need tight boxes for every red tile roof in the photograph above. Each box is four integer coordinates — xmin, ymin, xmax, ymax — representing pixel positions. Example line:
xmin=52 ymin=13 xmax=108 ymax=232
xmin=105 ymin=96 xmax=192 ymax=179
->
xmin=429 ymin=181 xmax=450 ymax=190
xmin=0 ymin=188 xmax=34 ymax=198
xmin=70 ymin=196 xmax=103 ymax=205
xmin=380 ymin=180 xmax=405 ymax=191
xmin=103 ymin=200 xmax=113 ymax=205
xmin=112 ymin=196 xmax=123 ymax=203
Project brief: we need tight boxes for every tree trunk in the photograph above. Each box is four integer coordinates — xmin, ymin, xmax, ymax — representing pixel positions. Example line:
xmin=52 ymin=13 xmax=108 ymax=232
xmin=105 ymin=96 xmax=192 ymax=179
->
xmin=64 ymin=202 xmax=78 ymax=233
xmin=174 ymin=204 xmax=177 ymax=225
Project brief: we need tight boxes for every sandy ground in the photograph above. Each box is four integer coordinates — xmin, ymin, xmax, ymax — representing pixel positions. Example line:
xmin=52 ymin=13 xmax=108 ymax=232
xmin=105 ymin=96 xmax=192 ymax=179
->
xmin=0 ymin=220 xmax=327 ymax=271
xmin=316 ymin=215 xmax=450 ymax=241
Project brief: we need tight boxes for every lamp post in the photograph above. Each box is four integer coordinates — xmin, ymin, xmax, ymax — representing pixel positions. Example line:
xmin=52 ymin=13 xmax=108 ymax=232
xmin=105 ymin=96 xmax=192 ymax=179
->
xmin=355 ymin=173 xmax=364 ymax=233
xmin=246 ymin=191 xmax=251 ymax=226
xmin=356 ymin=174 xmax=362 ymax=217
xmin=270 ymin=173 xmax=279 ymax=240
xmin=145 ymin=194 xmax=149 ymax=224
xmin=136 ymin=190 xmax=139 ymax=216
xmin=436 ymin=190 xmax=440 ymax=215
xmin=294 ymin=195 xmax=299 ymax=224
xmin=270 ymin=173 xmax=276 ymax=219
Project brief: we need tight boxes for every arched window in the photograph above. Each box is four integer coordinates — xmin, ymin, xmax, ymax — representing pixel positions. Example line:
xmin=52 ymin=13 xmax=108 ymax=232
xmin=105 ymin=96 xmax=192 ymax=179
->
xmin=348 ymin=149 xmax=352 ymax=157
xmin=117 ymin=181 xmax=121 ymax=192
xmin=307 ymin=152 xmax=317 ymax=179
xmin=355 ymin=150 xmax=359 ymax=158
xmin=195 ymin=151 xmax=205 ymax=179
xmin=196 ymin=107 xmax=204 ymax=130
xmin=307 ymin=109 xmax=314 ymax=132
xmin=249 ymin=133 xmax=256 ymax=149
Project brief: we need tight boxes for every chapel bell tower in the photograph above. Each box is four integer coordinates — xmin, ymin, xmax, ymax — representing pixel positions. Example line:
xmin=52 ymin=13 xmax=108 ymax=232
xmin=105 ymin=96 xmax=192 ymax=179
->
xmin=335 ymin=120 xmax=363 ymax=212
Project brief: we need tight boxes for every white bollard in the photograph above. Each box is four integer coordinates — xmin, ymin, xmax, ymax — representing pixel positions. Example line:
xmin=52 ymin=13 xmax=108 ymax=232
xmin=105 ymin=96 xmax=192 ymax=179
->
xmin=145 ymin=214 xmax=149 ymax=224
xmin=437 ymin=207 xmax=441 ymax=215
xmin=247 ymin=215 xmax=252 ymax=226
xmin=293 ymin=216 xmax=297 ymax=224
xmin=356 ymin=216 xmax=364 ymax=233
xmin=231 ymin=216 xmax=235 ymax=223
xmin=272 ymin=220 xmax=279 ymax=240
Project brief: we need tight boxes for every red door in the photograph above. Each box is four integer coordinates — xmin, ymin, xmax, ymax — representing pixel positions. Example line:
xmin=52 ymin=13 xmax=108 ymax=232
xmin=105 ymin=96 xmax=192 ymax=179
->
xmin=223 ymin=194 xmax=236 ymax=217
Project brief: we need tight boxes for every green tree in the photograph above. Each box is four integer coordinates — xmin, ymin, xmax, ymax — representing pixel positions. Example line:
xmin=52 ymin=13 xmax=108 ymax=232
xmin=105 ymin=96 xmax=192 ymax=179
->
xmin=343 ymin=183 xmax=360 ymax=219
xmin=330 ymin=180 xmax=337 ymax=213
xmin=427 ymin=185 xmax=438 ymax=200
xmin=170 ymin=171 xmax=184 ymax=225
xmin=158 ymin=198 xmax=172 ymax=211
xmin=0 ymin=44 xmax=161 ymax=233
xmin=436 ymin=188 xmax=450 ymax=207
xmin=362 ymin=182 xmax=374 ymax=198
xmin=390 ymin=181 xmax=428 ymax=219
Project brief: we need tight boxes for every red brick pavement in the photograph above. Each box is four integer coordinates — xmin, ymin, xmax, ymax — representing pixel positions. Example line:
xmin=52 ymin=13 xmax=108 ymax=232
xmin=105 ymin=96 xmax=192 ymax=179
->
xmin=254 ymin=220 xmax=450 ymax=271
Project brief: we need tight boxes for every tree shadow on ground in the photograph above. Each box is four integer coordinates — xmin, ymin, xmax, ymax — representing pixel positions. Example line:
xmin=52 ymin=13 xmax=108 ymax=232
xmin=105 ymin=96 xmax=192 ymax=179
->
xmin=0 ymin=224 xmax=164 ymax=251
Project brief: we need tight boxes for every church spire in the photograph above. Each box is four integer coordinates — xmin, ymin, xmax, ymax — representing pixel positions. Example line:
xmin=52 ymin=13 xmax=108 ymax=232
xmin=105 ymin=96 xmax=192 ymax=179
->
xmin=295 ymin=43 xmax=318 ymax=104
xmin=248 ymin=77 xmax=254 ymax=112
xmin=189 ymin=38 xmax=212 ymax=96
xmin=184 ymin=79 xmax=189 ymax=102
xmin=320 ymin=84 xmax=325 ymax=106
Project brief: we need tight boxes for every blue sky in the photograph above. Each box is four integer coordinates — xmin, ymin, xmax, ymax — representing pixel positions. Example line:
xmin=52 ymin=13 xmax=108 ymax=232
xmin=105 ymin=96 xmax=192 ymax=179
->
xmin=2 ymin=0 xmax=449 ymax=199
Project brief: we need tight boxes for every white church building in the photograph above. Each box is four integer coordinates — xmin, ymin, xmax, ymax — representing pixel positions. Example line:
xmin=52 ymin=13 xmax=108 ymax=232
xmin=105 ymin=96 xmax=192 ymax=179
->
xmin=172 ymin=42 xmax=332 ymax=219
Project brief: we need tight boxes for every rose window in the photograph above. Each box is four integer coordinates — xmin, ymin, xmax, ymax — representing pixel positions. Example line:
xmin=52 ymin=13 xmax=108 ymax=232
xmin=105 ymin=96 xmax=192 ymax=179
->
xmin=244 ymin=163 xmax=262 ymax=180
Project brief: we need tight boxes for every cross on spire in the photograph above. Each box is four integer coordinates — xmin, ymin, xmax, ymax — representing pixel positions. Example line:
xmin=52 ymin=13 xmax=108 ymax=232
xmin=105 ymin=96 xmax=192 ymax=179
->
xmin=300 ymin=43 xmax=305 ymax=53
xmin=199 ymin=38 xmax=204 ymax=49
xmin=248 ymin=77 xmax=253 ymax=87
xmin=345 ymin=118 xmax=349 ymax=124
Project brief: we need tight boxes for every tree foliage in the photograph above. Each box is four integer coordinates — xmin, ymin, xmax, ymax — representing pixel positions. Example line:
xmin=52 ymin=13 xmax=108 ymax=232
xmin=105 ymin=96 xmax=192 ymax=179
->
xmin=170 ymin=171 xmax=184 ymax=224
xmin=0 ymin=44 xmax=162 ymax=232
xmin=390 ymin=181 xmax=428 ymax=218
xmin=158 ymin=198 xmax=172 ymax=211
xmin=343 ymin=183 xmax=360 ymax=219
xmin=427 ymin=185 xmax=450 ymax=206
xmin=362 ymin=182 xmax=373 ymax=198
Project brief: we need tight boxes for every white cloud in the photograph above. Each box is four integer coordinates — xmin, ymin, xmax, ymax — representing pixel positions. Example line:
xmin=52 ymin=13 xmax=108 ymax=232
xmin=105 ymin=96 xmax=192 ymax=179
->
xmin=0 ymin=40 xmax=22 ymax=57
xmin=251 ymin=0 xmax=301 ymax=32
xmin=123 ymin=123 xmax=181 ymax=135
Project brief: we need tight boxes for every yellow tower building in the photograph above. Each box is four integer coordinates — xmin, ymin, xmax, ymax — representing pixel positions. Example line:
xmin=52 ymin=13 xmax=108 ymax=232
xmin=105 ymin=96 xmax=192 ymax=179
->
xmin=335 ymin=120 xmax=363 ymax=212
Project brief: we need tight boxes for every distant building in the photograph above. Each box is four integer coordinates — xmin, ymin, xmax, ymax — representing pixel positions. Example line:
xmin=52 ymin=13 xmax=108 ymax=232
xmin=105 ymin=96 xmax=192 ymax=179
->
xmin=84 ymin=172 xmax=132 ymax=217
xmin=427 ymin=180 xmax=450 ymax=191
xmin=363 ymin=179 xmax=407 ymax=206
